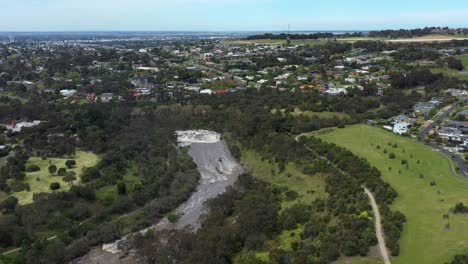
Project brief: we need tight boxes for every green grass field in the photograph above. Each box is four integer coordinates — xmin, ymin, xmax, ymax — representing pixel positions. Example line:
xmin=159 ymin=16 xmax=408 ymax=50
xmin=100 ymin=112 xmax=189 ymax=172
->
xmin=332 ymin=257 xmax=382 ymax=264
xmin=432 ymin=55 xmax=468 ymax=81
xmin=96 ymin=165 xmax=141 ymax=205
xmin=225 ymin=35 xmax=468 ymax=46
xmin=273 ymin=109 xmax=349 ymax=120
xmin=224 ymin=39 xmax=325 ymax=46
xmin=315 ymin=124 xmax=468 ymax=264
xmin=241 ymin=149 xmax=327 ymax=210
xmin=239 ymin=149 xmax=327 ymax=262
xmin=10 ymin=150 xmax=99 ymax=205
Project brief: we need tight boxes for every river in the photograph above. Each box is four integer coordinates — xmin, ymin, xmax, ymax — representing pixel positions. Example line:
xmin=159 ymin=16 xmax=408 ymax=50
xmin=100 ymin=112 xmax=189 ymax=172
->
xmin=74 ymin=130 xmax=243 ymax=264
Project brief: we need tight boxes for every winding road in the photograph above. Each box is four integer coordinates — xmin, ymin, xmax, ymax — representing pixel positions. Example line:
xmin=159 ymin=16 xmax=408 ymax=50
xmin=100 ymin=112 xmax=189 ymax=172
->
xmin=363 ymin=187 xmax=391 ymax=264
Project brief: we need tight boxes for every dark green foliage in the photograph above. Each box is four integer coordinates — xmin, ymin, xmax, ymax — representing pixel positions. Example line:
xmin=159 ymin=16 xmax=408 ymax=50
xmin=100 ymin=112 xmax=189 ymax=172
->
xmin=48 ymin=164 xmax=57 ymax=174
xmin=65 ymin=159 xmax=77 ymax=169
xmin=26 ymin=164 xmax=41 ymax=172
xmin=50 ymin=182 xmax=61 ymax=191
xmin=167 ymin=213 xmax=179 ymax=223
xmin=453 ymin=203 xmax=468 ymax=214
xmin=57 ymin=167 xmax=67 ymax=176
xmin=117 ymin=182 xmax=126 ymax=195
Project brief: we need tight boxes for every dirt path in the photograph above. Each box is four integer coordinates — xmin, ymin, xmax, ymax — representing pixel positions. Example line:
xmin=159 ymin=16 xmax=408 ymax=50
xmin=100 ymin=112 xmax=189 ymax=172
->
xmin=363 ymin=187 xmax=391 ymax=264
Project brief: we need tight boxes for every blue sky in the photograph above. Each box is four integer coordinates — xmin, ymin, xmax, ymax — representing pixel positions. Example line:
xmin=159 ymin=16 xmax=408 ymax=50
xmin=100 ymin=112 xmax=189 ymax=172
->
xmin=1 ymin=0 xmax=468 ymax=31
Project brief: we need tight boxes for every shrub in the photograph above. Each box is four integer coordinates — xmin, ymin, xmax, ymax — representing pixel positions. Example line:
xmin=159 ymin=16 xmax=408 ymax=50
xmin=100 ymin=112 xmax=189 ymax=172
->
xmin=65 ymin=160 xmax=77 ymax=169
xmin=117 ymin=182 xmax=127 ymax=195
xmin=167 ymin=213 xmax=179 ymax=223
xmin=48 ymin=164 xmax=57 ymax=174
xmin=50 ymin=182 xmax=61 ymax=190
xmin=389 ymin=153 xmax=396 ymax=159
xmin=57 ymin=168 xmax=67 ymax=176
xmin=25 ymin=165 xmax=41 ymax=172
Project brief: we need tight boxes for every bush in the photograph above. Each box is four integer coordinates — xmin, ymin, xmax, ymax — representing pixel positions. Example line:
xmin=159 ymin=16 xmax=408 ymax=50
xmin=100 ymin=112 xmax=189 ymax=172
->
xmin=167 ymin=213 xmax=179 ymax=223
xmin=285 ymin=190 xmax=299 ymax=201
xmin=65 ymin=160 xmax=76 ymax=169
xmin=57 ymin=168 xmax=67 ymax=176
xmin=48 ymin=164 xmax=57 ymax=174
xmin=25 ymin=165 xmax=41 ymax=172
xmin=117 ymin=182 xmax=127 ymax=195
xmin=389 ymin=153 xmax=396 ymax=159
xmin=50 ymin=182 xmax=61 ymax=190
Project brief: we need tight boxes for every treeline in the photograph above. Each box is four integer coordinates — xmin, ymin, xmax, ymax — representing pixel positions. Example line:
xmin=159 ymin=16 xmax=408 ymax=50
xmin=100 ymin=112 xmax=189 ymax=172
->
xmin=246 ymin=32 xmax=364 ymax=40
xmin=131 ymin=171 xmax=375 ymax=264
xmin=303 ymin=136 xmax=406 ymax=255
xmin=390 ymin=68 xmax=443 ymax=89
xmin=0 ymin=104 xmax=202 ymax=263
xmin=368 ymin=27 xmax=467 ymax=38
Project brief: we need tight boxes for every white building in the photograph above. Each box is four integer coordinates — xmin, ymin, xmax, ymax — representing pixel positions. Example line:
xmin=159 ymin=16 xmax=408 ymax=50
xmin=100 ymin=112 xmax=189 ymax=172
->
xmin=393 ymin=122 xmax=411 ymax=135
xmin=325 ymin=87 xmax=347 ymax=96
xmin=200 ymin=89 xmax=213 ymax=95
xmin=60 ymin=89 xmax=76 ymax=97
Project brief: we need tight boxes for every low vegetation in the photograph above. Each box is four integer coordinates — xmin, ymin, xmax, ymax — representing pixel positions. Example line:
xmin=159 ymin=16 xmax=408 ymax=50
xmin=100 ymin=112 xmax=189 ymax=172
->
xmin=318 ymin=124 xmax=468 ymax=264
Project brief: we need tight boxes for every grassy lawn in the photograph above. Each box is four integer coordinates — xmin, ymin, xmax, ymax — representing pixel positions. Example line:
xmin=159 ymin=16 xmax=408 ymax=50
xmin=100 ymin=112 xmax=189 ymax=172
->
xmin=238 ymin=149 xmax=326 ymax=262
xmin=241 ymin=149 xmax=327 ymax=210
xmin=315 ymin=124 xmax=468 ymax=264
xmin=224 ymin=35 xmax=468 ymax=46
xmin=273 ymin=108 xmax=348 ymax=120
xmin=224 ymin=39 xmax=325 ymax=46
xmin=290 ymin=110 xmax=348 ymax=119
xmin=96 ymin=170 xmax=141 ymax=205
xmin=10 ymin=150 xmax=99 ymax=205
xmin=332 ymin=257 xmax=383 ymax=264
xmin=432 ymin=55 xmax=468 ymax=81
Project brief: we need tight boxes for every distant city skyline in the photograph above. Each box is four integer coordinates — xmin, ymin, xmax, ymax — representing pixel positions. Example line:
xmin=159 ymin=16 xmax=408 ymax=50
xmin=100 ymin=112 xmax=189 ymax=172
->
xmin=1 ymin=0 xmax=468 ymax=31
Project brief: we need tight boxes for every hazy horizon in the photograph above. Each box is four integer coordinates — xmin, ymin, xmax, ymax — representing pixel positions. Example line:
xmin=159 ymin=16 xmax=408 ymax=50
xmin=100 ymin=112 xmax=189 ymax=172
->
xmin=1 ymin=0 xmax=467 ymax=31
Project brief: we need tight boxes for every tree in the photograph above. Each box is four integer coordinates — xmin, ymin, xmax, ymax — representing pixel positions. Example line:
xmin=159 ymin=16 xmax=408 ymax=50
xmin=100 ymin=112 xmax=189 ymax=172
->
xmin=447 ymin=57 xmax=464 ymax=71
xmin=117 ymin=182 xmax=127 ymax=195
xmin=50 ymin=182 xmax=61 ymax=191
xmin=65 ymin=160 xmax=76 ymax=169
xmin=63 ymin=172 xmax=77 ymax=185
xmin=48 ymin=164 xmax=57 ymax=175
xmin=0 ymin=196 xmax=18 ymax=213
xmin=57 ymin=168 xmax=67 ymax=176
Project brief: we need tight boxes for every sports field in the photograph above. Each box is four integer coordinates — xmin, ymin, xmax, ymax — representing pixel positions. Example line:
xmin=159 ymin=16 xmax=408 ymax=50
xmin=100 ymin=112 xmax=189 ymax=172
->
xmin=316 ymin=125 xmax=468 ymax=264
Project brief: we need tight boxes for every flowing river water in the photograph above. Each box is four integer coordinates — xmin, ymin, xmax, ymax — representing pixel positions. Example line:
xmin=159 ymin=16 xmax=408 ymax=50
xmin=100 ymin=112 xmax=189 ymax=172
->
xmin=75 ymin=130 xmax=243 ymax=264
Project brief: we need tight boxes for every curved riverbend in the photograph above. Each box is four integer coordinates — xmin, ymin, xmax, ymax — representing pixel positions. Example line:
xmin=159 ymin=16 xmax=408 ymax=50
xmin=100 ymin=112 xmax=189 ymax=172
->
xmin=75 ymin=130 xmax=243 ymax=264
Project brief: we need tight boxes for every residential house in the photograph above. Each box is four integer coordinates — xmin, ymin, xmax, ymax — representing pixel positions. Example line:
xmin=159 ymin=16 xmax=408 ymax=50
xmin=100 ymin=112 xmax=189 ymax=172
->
xmin=100 ymin=93 xmax=114 ymax=103
xmin=413 ymin=102 xmax=436 ymax=116
xmin=393 ymin=122 xmax=411 ymax=135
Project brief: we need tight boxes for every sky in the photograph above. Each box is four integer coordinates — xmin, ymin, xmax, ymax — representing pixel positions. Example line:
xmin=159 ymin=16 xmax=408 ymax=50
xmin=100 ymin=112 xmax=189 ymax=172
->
xmin=1 ymin=0 xmax=468 ymax=31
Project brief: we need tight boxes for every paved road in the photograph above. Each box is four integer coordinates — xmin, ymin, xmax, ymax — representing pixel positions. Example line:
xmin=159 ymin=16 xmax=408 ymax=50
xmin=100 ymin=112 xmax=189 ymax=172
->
xmin=364 ymin=187 xmax=391 ymax=264
xmin=417 ymin=104 xmax=468 ymax=177
xmin=418 ymin=105 xmax=457 ymax=141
